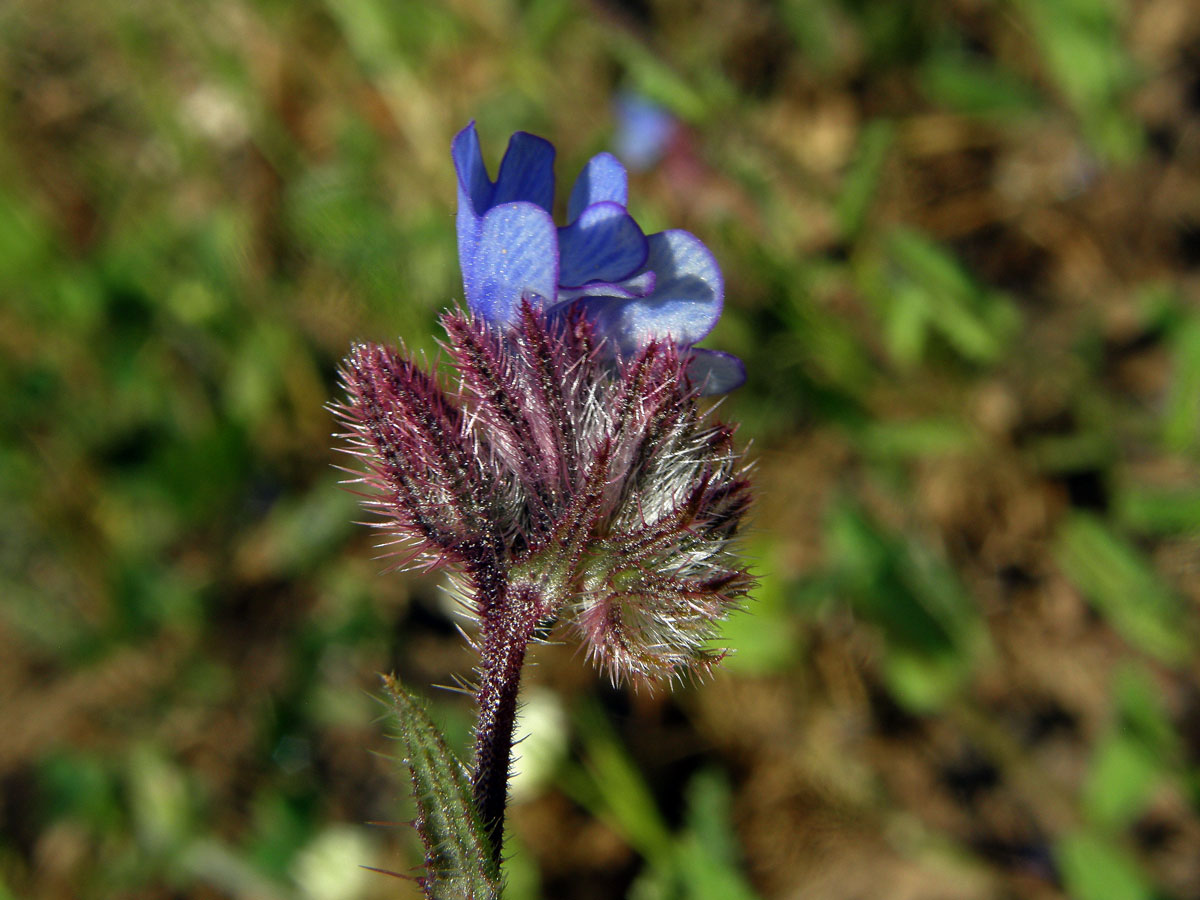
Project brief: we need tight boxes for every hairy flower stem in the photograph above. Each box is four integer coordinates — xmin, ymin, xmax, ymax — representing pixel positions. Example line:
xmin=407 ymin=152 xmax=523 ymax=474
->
xmin=470 ymin=585 xmax=545 ymax=868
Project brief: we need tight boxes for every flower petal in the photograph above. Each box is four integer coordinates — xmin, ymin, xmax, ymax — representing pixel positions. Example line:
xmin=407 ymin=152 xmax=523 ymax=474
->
xmin=492 ymin=131 xmax=556 ymax=211
xmin=567 ymin=152 xmax=628 ymax=223
xmin=558 ymin=201 xmax=648 ymax=288
xmin=614 ymin=93 xmax=677 ymax=171
xmin=556 ymin=270 xmax=656 ymax=305
xmin=686 ymin=349 xmax=746 ymax=395
xmin=581 ymin=230 xmax=724 ymax=352
xmin=470 ymin=202 xmax=559 ymax=326
xmin=452 ymin=121 xmax=493 ymax=215
xmin=453 ymin=122 xmax=492 ymax=304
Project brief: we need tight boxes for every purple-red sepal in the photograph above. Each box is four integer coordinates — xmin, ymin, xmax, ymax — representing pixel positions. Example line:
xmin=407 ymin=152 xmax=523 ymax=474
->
xmin=338 ymin=303 xmax=751 ymax=683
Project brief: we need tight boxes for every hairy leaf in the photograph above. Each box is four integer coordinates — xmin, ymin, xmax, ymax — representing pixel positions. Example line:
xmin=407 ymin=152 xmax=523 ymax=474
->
xmin=383 ymin=675 xmax=501 ymax=900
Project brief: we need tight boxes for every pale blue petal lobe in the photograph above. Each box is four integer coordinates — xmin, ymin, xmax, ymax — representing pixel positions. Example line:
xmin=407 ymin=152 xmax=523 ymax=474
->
xmin=458 ymin=199 xmax=481 ymax=306
xmin=583 ymin=230 xmax=723 ymax=351
xmin=453 ymin=123 xmax=493 ymax=304
xmin=567 ymin=152 xmax=629 ymax=223
xmin=471 ymin=202 xmax=559 ymax=326
xmin=686 ymin=349 xmax=746 ymax=394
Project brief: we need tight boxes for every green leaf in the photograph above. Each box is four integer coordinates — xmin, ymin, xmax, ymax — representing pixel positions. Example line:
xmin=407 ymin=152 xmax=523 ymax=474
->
xmin=1163 ymin=315 xmax=1200 ymax=454
xmin=612 ymin=36 xmax=709 ymax=123
xmin=1055 ymin=515 xmax=1191 ymax=664
xmin=884 ymin=649 xmax=969 ymax=713
xmin=1082 ymin=732 xmax=1158 ymax=830
xmin=920 ymin=52 xmax=1042 ymax=117
xmin=1080 ymin=665 xmax=1180 ymax=832
xmin=858 ymin=227 xmax=1020 ymax=367
xmin=1116 ymin=485 xmax=1200 ymax=536
xmin=1112 ymin=664 xmax=1179 ymax=758
xmin=674 ymin=770 xmax=762 ymax=900
xmin=382 ymin=675 xmax=501 ymax=900
xmin=835 ymin=120 xmax=893 ymax=240
xmin=824 ymin=502 xmax=986 ymax=710
xmin=1013 ymin=0 xmax=1144 ymax=162
xmin=827 ymin=503 xmax=976 ymax=657
xmin=560 ymin=699 xmax=674 ymax=867
xmin=856 ymin=418 xmax=973 ymax=460
xmin=884 ymin=228 xmax=1020 ymax=365
xmin=722 ymin=539 xmax=801 ymax=674
xmin=1056 ymin=831 xmax=1154 ymax=900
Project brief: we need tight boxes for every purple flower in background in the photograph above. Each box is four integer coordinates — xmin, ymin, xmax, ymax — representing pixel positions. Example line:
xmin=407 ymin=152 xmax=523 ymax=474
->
xmin=614 ymin=91 xmax=678 ymax=171
xmin=452 ymin=121 xmax=744 ymax=394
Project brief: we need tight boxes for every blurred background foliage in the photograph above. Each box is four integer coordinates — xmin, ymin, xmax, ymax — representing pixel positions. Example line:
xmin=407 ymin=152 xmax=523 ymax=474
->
xmin=2 ymin=0 xmax=1199 ymax=897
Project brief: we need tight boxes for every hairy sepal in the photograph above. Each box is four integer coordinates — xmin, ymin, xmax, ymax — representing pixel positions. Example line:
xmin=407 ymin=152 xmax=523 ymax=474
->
xmin=383 ymin=675 xmax=501 ymax=900
xmin=336 ymin=342 xmax=503 ymax=572
xmin=343 ymin=304 xmax=752 ymax=686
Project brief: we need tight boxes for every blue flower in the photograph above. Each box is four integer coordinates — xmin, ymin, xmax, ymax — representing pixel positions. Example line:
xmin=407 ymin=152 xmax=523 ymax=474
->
xmin=613 ymin=91 xmax=678 ymax=171
xmin=452 ymin=121 xmax=744 ymax=394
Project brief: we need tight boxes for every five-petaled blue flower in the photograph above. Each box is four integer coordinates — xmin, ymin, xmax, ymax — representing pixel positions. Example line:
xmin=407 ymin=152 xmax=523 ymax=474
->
xmin=452 ymin=121 xmax=745 ymax=394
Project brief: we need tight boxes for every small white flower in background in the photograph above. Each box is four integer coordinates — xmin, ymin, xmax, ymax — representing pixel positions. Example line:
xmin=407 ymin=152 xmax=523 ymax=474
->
xmin=292 ymin=825 xmax=378 ymax=900
xmin=508 ymin=687 xmax=569 ymax=803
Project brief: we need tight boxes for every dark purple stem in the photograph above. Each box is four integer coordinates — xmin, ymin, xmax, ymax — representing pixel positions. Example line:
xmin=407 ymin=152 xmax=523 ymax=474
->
xmin=471 ymin=583 xmax=543 ymax=868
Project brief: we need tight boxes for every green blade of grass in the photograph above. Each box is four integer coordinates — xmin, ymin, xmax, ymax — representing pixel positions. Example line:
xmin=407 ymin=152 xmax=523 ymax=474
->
xmin=1055 ymin=514 xmax=1191 ymax=664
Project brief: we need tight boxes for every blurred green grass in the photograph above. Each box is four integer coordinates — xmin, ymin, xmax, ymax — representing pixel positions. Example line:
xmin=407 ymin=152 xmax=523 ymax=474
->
xmin=2 ymin=0 xmax=1200 ymax=898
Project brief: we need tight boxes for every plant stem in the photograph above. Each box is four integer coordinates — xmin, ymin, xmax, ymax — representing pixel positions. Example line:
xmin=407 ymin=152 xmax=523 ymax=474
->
xmin=471 ymin=586 xmax=541 ymax=868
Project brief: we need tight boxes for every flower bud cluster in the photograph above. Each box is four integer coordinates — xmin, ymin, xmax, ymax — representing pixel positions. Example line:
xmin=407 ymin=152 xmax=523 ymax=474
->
xmin=338 ymin=303 xmax=751 ymax=683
